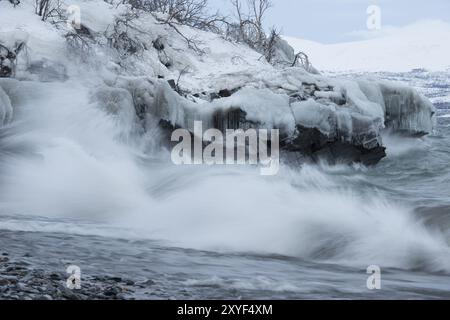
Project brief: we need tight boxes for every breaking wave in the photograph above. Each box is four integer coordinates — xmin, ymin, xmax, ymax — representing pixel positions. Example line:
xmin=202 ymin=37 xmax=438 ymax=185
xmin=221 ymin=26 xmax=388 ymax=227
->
xmin=0 ymin=80 xmax=450 ymax=274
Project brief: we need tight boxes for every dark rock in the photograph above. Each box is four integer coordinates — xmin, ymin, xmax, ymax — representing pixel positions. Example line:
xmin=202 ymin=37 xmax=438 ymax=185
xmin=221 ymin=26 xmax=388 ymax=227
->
xmin=0 ymin=252 xmax=137 ymax=300
xmin=110 ymin=276 xmax=122 ymax=283
xmin=287 ymin=126 xmax=328 ymax=154
xmin=74 ymin=24 xmax=93 ymax=39
xmin=0 ymin=65 xmax=12 ymax=78
xmin=167 ymin=79 xmax=176 ymax=90
xmin=158 ymin=119 xmax=183 ymax=150
xmin=6 ymin=265 xmax=27 ymax=272
xmin=289 ymin=92 xmax=306 ymax=102
xmin=152 ymin=37 xmax=165 ymax=51
xmin=360 ymin=146 xmax=387 ymax=166
xmin=210 ymin=88 xmax=241 ymax=101
xmin=0 ymin=41 xmax=25 ymax=78
xmin=124 ymin=279 xmax=135 ymax=286
xmin=213 ymin=108 xmax=256 ymax=132
xmin=218 ymin=89 xmax=232 ymax=98
xmin=288 ymin=125 xmax=386 ymax=166
xmin=104 ymin=287 xmax=120 ymax=296
xmin=137 ymin=279 xmax=155 ymax=287
xmin=49 ymin=273 xmax=61 ymax=280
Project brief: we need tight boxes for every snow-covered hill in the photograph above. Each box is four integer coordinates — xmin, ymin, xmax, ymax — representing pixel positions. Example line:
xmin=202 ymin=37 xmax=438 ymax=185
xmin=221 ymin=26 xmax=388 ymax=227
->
xmin=285 ymin=20 xmax=450 ymax=73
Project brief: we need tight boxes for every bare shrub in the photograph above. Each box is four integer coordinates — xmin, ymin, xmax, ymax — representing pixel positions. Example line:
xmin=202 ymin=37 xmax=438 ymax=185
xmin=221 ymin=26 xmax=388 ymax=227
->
xmin=228 ymin=0 xmax=286 ymax=64
xmin=65 ymin=32 xmax=93 ymax=62
xmin=105 ymin=11 xmax=147 ymax=58
xmin=124 ymin=0 xmax=226 ymax=32
xmin=292 ymin=51 xmax=312 ymax=71
xmin=228 ymin=0 xmax=275 ymax=57
xmin=34 ymin=0 xmax=65 ymax=22
xmin=263 ymin=27 xmax=280 ymax=63
xmin=229 ymin=0 xmax=271 ymax=48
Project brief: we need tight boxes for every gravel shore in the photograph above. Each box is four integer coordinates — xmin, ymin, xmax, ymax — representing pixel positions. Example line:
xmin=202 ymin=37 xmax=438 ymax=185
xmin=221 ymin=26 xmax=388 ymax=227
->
xmin=0 ymin=251 xmax=150 ymax=300
xmin=2 ymin=227 xmax=450 ymax=300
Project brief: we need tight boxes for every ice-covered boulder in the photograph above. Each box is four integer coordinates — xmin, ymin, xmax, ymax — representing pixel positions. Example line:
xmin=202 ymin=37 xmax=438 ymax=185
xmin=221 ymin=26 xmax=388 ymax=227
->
xmin=379 ymin=82 xmax=435 ymax=135
xmin=116 ymin=74 xmax=388 ymax=164
xmin=357 ymin=79 xmax=435 ymax=135
xmin=271 ymin=37 xmax=296 ymax=66
xmin=109 ymin=64 xmax=434 ymax=165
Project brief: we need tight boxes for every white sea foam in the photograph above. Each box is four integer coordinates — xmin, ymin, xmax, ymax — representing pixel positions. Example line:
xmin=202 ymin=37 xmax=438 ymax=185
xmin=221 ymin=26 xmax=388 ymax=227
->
xmin=0 ymin=79 xmax=448 ymax=273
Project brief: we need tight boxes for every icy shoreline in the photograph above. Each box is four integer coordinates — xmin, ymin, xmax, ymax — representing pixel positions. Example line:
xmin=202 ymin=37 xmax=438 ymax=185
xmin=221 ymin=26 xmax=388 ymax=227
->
xmin=0 ymin=0 xmax=436 ymax=166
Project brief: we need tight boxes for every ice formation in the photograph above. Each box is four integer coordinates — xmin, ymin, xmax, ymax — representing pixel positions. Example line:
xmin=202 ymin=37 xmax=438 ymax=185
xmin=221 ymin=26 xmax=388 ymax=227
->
xmin=0 ymin=0 xmax=436 ymax=165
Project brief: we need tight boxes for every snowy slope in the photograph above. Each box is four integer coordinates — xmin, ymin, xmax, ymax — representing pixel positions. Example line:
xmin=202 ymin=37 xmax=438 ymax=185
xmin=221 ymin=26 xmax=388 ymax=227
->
xmin=284 ymin=20 xmax=450 ymax=73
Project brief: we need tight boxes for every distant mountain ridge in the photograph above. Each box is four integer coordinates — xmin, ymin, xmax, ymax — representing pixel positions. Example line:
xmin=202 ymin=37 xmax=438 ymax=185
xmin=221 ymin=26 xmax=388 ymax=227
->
xmin=284 ymin=20 xmax=450 ymax=73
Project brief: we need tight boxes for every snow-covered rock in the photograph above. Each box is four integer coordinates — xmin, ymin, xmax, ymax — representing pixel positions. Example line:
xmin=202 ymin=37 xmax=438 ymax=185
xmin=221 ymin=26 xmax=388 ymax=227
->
xmin=379 ymin=82 xmax=435 ymax=135
xmin=0 ymin=0 xmax=436 ymax=165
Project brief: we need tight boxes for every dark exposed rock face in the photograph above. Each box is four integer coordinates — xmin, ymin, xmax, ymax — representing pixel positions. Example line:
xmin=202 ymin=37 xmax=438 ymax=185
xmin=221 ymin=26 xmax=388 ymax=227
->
xmin=209 ymin=88 xmax=241 ymax=101
xmin=0 ymin=44 xmax=15 ymax=78
xmin=167 ymin=79 xmax=176 ymax=90
xmin=218 ymin=89 xmax=232 ymax=98
xmin=0 ymin=41 xmax=25 ymax=78
xmin=203 ymin=107 xmax=386 ymax=166
xmin=152 ymin=37 xmax=165 ymax=51
xmin=0 ymin=65 xmax=12 ymax=78
xmin=288 ymin=126 xmax=386 ymax=166
xmin=213 ymin=108 xmax=257 ymax=132
xmin=74 ymin=24 xmax=94 ymax=39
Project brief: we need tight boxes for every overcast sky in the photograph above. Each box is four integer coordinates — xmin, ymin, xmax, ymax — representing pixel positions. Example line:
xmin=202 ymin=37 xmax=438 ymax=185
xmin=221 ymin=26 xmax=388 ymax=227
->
xmin=209 ymin=0 xmax=450 ymax=43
